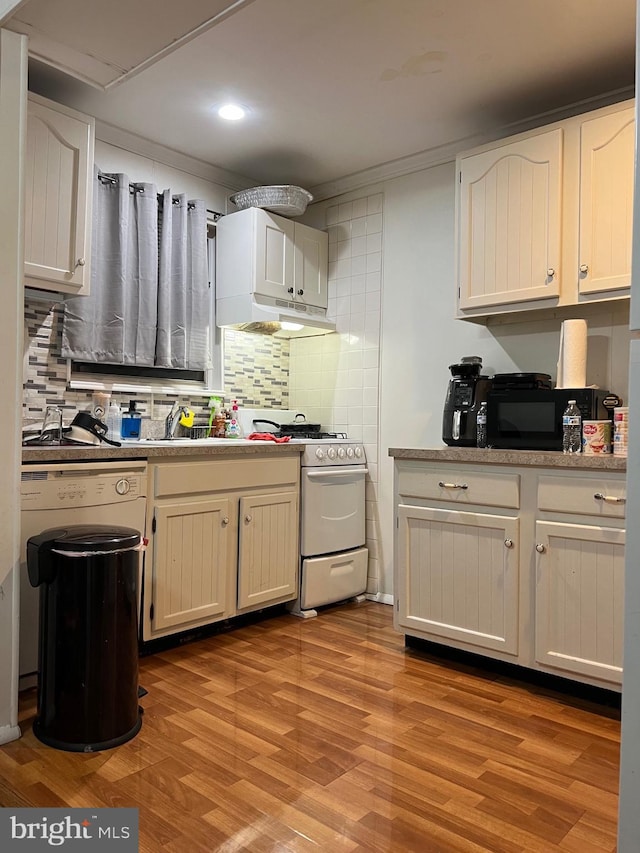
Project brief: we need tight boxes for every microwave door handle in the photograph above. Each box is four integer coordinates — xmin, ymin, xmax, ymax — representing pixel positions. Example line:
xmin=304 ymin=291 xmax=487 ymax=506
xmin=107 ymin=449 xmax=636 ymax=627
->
xmin=452 ymin=410 xmax=461 ymax=441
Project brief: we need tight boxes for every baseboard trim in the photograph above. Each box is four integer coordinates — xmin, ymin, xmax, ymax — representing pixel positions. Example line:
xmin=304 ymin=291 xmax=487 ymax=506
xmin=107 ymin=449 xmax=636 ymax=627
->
xmin=0 ymin=724 xmax=21 ymax=746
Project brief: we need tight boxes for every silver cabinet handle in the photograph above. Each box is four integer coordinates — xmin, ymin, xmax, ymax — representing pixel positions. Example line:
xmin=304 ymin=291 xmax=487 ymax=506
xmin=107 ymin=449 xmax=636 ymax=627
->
xmin=504 ymin=538 xmax=514 ymax=549
xmin=438 ymin=481 xmax=468 ymax=490
xmin=594 ymin=493 xmax=626 ymax=504
xmin=297 ymin=289 xmax=304 ymax=296
xmin=222 ymin=516 xmax=229 ymax=525
xmin=579 ymin=264 xmax=589 ymax=275
xmin=287 ymin=287 xmax=294 ymax=294
xmin=546 ymin=268 xmax=555 ymax=278
xmin=75 ymin=258 xmax=85 ymax=268
xmin=535 ymin=543 xmax=546 ymax=553
xmin=245 ymin=514 xmax=252 ymax=522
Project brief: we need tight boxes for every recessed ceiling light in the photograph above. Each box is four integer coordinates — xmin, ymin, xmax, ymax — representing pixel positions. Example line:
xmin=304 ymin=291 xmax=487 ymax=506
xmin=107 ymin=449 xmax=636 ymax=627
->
xmin=217 ymin=103 xmax=248 ymax=121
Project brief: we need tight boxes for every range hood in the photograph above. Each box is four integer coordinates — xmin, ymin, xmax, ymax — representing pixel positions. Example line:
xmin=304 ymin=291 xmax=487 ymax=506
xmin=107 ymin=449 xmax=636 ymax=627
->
xmin=216 ymin=292 xmax=336 ymax=338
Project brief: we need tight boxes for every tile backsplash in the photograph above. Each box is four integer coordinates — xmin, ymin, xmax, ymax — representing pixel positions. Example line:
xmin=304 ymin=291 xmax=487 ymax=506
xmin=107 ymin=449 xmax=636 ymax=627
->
xmin=23 ymin=300 xmax=291 ymax=432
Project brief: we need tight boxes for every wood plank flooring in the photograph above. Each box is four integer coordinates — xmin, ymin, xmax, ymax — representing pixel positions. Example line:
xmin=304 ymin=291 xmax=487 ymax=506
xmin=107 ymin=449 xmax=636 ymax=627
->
xmin=0 ymin=602 xmax=620 ymax=852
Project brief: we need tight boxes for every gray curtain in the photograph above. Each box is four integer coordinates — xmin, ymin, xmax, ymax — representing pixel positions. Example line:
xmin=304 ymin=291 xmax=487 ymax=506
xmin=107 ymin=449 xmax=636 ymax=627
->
xmin=156 ymin=193 xmax=208 ymax=370
xmin=62 ymin=169 xmax=208 ymax=370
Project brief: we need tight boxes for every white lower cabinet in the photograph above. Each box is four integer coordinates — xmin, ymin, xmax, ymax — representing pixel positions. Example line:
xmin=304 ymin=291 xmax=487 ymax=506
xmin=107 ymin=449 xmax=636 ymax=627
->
xmin=535 ymin=521 xmax=625 ymax=684
xmin=237 ymin=490 xmax=298 ymax=610
xmin=398 ymin=505 xmax=519 ymax=655
xmin=394 ymin=458 xmax=626 ymax=690
xmin=533 ymin=470 xmax=626 ymax=686
xmin=143 ymin=454 xmax=300 ymax=641
xmin=152 ymin=498 xmax=231 ymax=632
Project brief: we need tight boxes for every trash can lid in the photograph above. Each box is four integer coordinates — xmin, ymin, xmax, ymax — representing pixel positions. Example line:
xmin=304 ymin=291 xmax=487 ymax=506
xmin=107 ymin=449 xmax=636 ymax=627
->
xmin=28 ymin=525 xmax=141 ymax=553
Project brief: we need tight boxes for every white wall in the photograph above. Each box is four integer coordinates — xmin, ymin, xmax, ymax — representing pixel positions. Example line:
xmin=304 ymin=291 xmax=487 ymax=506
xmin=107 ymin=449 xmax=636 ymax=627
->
xmin=307 ymin=160 xmax=631 ymax=598
xmin=93 ymin=139 xmax=232 ymax=214
xmin=0 ymin=27 xmax=26 ymax=745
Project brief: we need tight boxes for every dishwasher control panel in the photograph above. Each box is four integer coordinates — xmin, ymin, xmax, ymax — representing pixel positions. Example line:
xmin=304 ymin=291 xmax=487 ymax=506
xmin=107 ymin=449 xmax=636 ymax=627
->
xmin=21 ymin=462 xmax=147 ymax=510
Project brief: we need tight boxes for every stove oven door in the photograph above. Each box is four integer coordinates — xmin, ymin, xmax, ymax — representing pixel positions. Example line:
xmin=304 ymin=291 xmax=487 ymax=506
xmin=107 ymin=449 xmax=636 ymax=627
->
xmin=301 ymin=465 xmax=367 ymax=557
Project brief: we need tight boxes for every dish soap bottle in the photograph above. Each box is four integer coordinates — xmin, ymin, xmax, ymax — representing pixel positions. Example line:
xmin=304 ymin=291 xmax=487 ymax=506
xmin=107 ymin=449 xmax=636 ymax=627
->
xmin=120 ymin=400 xmax=142 ymax=440
xmin=225 ymin=400 xmax=243 ymax=438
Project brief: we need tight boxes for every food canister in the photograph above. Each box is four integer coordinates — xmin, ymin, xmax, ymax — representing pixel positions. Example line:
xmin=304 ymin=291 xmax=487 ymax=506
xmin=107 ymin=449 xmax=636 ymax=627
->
xmin=582 ymin=420 xmax=612 ymax=454
xmin=613 ymin=407 xmax=629 ymax=456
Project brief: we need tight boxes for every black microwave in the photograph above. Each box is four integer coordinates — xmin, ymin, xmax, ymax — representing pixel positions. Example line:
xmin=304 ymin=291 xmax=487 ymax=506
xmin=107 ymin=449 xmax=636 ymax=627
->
xmin=486 ymin=388 xmax=615 ymax=451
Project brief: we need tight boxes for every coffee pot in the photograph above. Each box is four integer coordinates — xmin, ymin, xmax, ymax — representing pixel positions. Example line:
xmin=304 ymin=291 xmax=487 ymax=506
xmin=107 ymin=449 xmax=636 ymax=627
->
xmin=442 ymin=356 xmax=493 ymax=446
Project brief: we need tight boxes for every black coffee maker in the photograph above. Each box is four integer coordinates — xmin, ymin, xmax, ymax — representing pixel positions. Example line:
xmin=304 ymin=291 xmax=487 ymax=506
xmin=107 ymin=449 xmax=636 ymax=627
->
xmin=442 ymin=356 xmax=493 ymax=446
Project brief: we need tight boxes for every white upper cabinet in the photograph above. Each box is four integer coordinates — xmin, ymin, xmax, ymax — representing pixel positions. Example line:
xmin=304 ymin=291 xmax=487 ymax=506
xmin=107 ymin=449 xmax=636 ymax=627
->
xmin=457 ymin=129 xmax=562 ymax=311
xmin=456 ymin=99 xmax=634 ymax=320
xmin=24 ymin=94 xmax=95 ymax=296
xmin=217 ymin=207 xmax=328 ymax=311
xmin=293 ymin=220 xmax=329 ymax=309
xmin=254 ymin=210 xmax=296 ymax=300
xmin=578 ymin=106 xmax=635 ymax=296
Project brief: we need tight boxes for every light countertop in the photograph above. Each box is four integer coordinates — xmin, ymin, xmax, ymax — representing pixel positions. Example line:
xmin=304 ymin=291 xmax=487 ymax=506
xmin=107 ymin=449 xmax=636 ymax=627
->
xmin=388 ymin=446 xmax=627 ymax=471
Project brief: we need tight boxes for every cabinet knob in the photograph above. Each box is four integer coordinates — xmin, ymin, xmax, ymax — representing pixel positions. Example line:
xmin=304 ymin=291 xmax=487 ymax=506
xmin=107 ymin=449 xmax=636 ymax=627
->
xmin=504 ymin=538 xmax=514 ymax=549
xmin=287 ymin=287 xmax=294 ymax=294
xmin=579 ymin=264 xmax=589 ymax=275
xmin=546 ymin=268 xmax=555 ymax=278
xmin=594 ymin=492 xmax=626 ymax=504
xmin=222 ymin=516 xmax=229 ymax=525
xmin=245 ymin=514 xmax=252 ymax=523
xmin=75 ymin=258 xmax=85 ymax=268
xmin=297 ymin=289 xmax=304 ymax=296
xmin=535 ymin=543 xmax=546 ymax=553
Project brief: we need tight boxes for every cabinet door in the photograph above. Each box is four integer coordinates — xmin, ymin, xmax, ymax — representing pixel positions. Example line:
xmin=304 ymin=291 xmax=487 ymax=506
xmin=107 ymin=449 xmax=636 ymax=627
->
xmin=294 ymin=221 xmax=328 ymax=309
xmin=535 ymin=520 xmax=624 ymax=684
xmin=397 ymin=505 xmax=519 ymax=655
xmin=578 ymin=107 xmax=635 ymax=295
xmin=254 ymin=209 xmax=296 ymax=301
xmin=24 ymin=96 xmax=94 ymax=294
xmin=151 ymin=498 xmax=231 ymax=633
xmin=238 ymin=489 xmax=298 ymax=610
xmin=458 ymin=129 xmax=562 ymax=311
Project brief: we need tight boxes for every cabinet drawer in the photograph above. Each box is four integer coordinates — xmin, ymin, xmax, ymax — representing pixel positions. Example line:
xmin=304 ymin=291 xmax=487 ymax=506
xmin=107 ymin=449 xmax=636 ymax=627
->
xmin=153 ymin=456 xmax=299 ymax=498
xmin=397 ymin=465 xmax=520 ymax=509
xmin=538 ymin=474 xmax=626 ymax=518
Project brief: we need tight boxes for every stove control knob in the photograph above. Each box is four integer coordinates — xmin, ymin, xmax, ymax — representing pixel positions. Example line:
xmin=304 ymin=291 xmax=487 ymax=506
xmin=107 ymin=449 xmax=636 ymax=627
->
xmin=346 ymin=447 xmax=354 ymax=458
xmin=327 ymin=447 xmax=337 ymax=460
xmin=354 ymin=446 xmax=363 ymax=458
xmin=337 ymin=447 xmax=346 ymax=458
xmin=315 ymin=448 xmax=325 ymax=460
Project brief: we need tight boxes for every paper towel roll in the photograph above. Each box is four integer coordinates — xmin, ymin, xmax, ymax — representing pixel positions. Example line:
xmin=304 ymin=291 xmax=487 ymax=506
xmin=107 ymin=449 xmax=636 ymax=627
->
xmin=556 ymin=319 xmax=587 ymax=388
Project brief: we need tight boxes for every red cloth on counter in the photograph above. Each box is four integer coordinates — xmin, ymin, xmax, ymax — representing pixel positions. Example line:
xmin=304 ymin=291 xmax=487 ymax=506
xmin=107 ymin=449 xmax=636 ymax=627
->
xmin=247 ymin=432 xmax=291 ymax=443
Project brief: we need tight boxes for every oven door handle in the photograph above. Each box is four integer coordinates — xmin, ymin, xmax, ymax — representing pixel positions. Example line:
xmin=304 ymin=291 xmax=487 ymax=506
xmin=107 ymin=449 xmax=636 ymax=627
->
xmin=305 ymin=466 xmax=368 ymax=478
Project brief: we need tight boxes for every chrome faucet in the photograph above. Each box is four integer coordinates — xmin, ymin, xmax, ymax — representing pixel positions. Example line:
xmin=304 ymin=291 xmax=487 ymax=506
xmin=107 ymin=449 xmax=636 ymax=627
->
xmin=163 ymin=402 xmax=188 ymax=439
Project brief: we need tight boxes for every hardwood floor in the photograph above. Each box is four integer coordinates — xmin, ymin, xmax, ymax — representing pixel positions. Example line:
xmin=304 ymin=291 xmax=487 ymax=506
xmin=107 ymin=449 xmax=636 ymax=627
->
xmin=0 ymin=602 xmax=620 ymax=852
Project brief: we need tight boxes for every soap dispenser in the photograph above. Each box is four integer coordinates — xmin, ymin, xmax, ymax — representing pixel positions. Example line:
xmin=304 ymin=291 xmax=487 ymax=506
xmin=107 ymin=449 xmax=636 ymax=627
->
xmin=120 ymin=400 xmax=142 ymax=440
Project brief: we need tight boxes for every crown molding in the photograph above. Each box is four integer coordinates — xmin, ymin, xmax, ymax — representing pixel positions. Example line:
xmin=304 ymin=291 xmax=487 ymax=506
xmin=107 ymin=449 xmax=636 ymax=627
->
xmin=94 ymin=119 xmax=256 ymax=192
xmin=309 ymin=86 xmax=635 ymax=202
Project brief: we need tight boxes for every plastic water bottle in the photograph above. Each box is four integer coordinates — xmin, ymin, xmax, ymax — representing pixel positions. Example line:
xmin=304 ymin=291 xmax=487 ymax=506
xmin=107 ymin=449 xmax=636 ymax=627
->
xmin=562 ymin=400 xmax=582 ymax=454
xmin=476 ymin=401 xmax=488 ymax=448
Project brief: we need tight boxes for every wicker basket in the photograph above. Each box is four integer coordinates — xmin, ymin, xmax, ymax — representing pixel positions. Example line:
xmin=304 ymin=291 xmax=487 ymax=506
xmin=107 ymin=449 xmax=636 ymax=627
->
xmin=229 ymin=185 xmax=313 ymax=217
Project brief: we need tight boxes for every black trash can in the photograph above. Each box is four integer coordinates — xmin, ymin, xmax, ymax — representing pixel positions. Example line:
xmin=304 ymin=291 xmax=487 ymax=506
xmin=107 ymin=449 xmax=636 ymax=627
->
xmin=27 ymin=524 xmax=142 ymax=752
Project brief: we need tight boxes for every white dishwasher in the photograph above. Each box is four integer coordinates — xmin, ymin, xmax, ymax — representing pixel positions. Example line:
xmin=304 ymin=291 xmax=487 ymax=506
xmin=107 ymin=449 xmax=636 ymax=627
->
xmin=20 ymin=460 xmax=147 ymax=689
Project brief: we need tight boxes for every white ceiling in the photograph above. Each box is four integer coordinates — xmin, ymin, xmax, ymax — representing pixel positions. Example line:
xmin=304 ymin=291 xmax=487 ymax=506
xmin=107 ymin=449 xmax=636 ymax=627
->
xmin=5 ymin=0 xmax=637 ymax=195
